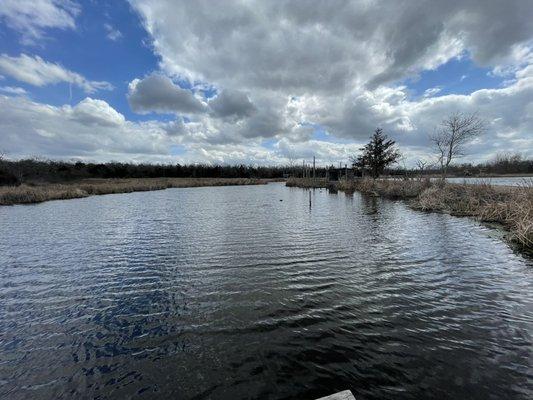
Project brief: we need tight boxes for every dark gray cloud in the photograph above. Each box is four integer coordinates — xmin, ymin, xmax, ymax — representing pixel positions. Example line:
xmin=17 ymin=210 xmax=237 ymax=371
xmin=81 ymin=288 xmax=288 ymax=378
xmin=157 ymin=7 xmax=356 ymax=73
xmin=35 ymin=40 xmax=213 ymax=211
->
xmin=162 ymin=119 xmax=186 ymax=137
xmin=130 ymin=0 xmax=533 ymax=92
xmin=209 ymin=89 xmax=256 ymax=119
xmin=239 ymin=109 xmax=282 ymax=139
xmin=127 ymin=74 xmax=207 ymax=114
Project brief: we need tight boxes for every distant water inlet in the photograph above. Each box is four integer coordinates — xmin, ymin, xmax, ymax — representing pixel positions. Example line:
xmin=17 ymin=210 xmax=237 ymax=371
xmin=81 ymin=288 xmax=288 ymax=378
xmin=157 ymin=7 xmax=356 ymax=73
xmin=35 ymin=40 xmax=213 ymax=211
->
xmin=0 ymin=183 xmax=532 ymax=400
xmin=442 ymin=176 xmax=532 ymax=186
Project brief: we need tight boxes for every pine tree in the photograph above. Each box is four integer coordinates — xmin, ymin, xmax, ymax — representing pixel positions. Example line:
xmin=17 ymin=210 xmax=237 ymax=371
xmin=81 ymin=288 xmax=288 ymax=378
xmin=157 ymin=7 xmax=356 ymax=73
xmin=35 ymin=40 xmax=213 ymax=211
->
xmin=353 ymin=128 xmax=401 ymax=178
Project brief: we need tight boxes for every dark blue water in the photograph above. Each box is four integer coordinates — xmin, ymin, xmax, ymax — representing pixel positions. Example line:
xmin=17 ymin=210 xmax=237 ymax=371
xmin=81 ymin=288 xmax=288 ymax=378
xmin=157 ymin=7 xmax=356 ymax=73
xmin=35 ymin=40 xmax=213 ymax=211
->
xmin=0 ymin=183 xmax=532 ymax=399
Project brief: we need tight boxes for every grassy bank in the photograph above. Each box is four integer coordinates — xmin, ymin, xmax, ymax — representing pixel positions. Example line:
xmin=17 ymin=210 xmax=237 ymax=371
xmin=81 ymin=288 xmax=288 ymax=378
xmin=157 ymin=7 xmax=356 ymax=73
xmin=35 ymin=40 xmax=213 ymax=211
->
xmin=286 ymin=177 xmax=533 ymax=252
xmin=0 ymin=177 xmax=267 ymax=206
xmin=286 ymin=177 xmax=329 ymax=188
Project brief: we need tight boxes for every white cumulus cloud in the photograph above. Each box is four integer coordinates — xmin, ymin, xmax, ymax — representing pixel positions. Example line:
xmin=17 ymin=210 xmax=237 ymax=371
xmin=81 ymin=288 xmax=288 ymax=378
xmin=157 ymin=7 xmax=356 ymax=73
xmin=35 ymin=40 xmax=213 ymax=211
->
xmin=0 ymin=0 xmax=80 ymax=44
xmin=0 ymin=54 xmax=113 ymax=93
xmin=0 ymin=86 xmax=27 ymax=95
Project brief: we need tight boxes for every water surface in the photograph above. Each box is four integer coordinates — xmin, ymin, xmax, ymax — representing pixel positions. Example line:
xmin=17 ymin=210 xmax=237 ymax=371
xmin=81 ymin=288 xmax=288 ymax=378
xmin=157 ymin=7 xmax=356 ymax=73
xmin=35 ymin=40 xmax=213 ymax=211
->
xmin=1 ymin=183 xmax=532 ymax=399
xmin=443 ymin=176 xmax=532 ymax=186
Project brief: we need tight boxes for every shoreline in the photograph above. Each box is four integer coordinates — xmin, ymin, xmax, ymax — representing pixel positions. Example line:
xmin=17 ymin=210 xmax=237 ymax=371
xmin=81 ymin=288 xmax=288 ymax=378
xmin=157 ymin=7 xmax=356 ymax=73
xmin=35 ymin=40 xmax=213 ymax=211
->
xmin=287 ymin=177 xmax=532 ymax=253
xmin=417 ymin=173 xmax=533 ymax=179
xmin=0 ymin=177 xmax=270 ymax=206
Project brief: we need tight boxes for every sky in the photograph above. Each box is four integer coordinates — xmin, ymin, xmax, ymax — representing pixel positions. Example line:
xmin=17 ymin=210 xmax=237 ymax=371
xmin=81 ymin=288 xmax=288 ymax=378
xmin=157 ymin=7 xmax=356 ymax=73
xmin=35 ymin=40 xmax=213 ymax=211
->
xmin=0 ymin=0 xmax=532 ymax=166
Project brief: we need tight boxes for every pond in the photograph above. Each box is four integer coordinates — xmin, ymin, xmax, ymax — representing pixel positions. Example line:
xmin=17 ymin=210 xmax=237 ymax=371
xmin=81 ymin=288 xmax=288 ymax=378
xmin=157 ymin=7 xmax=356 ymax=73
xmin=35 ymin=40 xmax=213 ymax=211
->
xmin=0 ymin=183 xmax=531 ymax=399
xmin=443 ymin=176 xmax=532 ymax=186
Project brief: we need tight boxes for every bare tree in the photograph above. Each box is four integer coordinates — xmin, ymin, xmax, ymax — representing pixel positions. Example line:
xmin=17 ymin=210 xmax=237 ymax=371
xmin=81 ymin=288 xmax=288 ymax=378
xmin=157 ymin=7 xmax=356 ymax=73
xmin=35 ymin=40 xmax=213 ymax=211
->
xmin=416 ymin=159 xmax=428 ymax=172
xmin=286 ymin=152 xmax=297 ymax=176
xmin=286 ymin=153 xmax=295 ymax=167
xmin=431 ymin=112 xmax=484 ymax=178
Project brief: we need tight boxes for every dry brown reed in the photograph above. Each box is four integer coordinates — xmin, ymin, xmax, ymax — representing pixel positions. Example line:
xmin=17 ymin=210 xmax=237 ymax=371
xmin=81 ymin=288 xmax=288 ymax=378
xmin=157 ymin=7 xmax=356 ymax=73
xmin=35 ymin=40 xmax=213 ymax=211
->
xmin=417 ymin=181 xmax=532 ymax=250
xmin=286 ymin=177 xmax=328 ymax=188
xmin=343 ymin=177 xmax=431 ymax=198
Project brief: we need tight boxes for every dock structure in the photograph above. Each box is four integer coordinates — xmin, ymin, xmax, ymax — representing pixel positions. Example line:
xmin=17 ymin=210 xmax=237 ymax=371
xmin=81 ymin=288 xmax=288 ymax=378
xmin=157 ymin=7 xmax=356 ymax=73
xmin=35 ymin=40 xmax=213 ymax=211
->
xmin=316 ymin=390 xmax=355 ymax=400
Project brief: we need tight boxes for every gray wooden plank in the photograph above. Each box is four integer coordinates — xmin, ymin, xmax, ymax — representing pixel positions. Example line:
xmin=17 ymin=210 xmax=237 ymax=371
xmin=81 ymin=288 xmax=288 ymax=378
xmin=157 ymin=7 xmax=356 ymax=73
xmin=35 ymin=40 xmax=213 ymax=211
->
xmin=315 ymin=389 xmax=356 ymax=400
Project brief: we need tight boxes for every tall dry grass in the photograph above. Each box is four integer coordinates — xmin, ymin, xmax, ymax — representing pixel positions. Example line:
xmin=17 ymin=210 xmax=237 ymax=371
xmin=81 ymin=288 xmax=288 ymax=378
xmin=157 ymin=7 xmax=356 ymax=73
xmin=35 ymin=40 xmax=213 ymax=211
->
xmin=0 ymin=178 xmax=265 ymax=206
xmin=341 ymin=177 xmax=432 ymax=198
xmin=417 ymin=182 xmax=532 ymax=250
xmin=286 ymin=177 xmax=328 ymax=188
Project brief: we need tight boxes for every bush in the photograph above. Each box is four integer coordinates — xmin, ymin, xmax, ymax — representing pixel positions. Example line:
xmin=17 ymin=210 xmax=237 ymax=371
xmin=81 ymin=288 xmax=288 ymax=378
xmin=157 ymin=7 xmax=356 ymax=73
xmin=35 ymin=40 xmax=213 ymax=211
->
xmin=0 ymin=168 xmax=20 ymax=186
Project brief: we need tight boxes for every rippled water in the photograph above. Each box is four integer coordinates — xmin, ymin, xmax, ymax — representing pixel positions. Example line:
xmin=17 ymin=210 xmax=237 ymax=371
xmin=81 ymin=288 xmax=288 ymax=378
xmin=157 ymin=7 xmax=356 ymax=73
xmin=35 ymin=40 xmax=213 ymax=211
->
xmin=443 ymin=176 xmax=532 ymax=186
xmin=1 ymin=183 xmax=532 ymax=400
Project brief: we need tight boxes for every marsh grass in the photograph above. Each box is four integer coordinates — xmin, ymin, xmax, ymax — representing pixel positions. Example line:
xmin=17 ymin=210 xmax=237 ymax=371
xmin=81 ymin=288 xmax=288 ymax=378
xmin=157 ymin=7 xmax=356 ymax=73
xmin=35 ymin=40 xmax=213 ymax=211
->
xmin=335 ymin=177 xmax=431 ymax=198
xmin=287 ymin=177 xmax=533 ymax=251
xmin=0 ymin=177 xmax=265 ymax=206
xmin=417 ymin=182 xmax=532 ymax=250
xmin=286 ymin=177 xmax=328 ymax=188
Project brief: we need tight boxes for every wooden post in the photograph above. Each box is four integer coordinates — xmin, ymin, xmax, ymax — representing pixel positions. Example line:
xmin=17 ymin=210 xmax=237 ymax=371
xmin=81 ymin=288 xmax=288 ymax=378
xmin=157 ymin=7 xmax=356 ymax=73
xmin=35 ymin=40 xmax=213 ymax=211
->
xmin=316 ymin=390 xmax=355 ymax=400
xmin=313 ymin=156 xmax=316 ymax=181
xmin=309 ymin=190 xmax=311 ymax=208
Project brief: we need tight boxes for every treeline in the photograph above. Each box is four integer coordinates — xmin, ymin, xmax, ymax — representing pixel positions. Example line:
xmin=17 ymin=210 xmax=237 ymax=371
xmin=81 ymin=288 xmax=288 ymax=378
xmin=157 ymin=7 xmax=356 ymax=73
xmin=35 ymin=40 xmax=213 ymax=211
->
xmin=1 ymin=152 xmax=531 ymax=186
xmin=0 ymin=159 xmax=289 ymax=185
xmin=396 ymin=153 xmax=533 ymax=177
xmin=476 ymin=153 xmax=532 ymax=175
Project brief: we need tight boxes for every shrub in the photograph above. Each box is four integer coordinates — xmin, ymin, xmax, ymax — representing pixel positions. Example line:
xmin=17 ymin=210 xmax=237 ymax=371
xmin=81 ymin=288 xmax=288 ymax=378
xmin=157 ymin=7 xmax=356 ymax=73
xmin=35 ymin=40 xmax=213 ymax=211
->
xmin=0 ymin=168 xmax=20 ymax=186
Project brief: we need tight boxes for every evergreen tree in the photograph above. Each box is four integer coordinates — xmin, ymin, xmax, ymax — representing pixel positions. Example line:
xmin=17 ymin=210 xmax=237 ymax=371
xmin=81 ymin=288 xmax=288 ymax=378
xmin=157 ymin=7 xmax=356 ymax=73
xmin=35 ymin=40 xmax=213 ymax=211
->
xmin=353 ymin=128 xmax=401 ymax=178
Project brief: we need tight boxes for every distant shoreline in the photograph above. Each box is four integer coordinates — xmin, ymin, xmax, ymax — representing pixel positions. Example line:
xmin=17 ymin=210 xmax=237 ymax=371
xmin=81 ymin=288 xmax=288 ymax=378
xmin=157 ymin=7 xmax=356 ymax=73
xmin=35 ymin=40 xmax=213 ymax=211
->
xmin=0 ymin=177 xmax=273 ymax=206
xmin=434 ymin=173 xmax=533 ymax=178
xmin=375 ymin=173 xmax=533 ymax=179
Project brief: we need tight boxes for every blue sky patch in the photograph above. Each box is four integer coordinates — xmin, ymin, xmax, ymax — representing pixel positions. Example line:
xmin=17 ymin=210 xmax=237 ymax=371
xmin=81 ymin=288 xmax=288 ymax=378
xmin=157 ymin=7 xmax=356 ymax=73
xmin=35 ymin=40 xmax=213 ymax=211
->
xmin=0 ymin=0 xmax=159 ymax=120
xmin=404 ymin=55 xmax=506 ymax=99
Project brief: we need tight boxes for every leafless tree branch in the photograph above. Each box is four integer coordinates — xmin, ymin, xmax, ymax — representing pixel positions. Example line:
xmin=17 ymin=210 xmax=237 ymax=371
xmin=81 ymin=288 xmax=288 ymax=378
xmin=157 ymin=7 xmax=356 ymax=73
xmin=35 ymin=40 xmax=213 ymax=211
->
xmin=430 ymin=112 xmax=485 ymax=178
